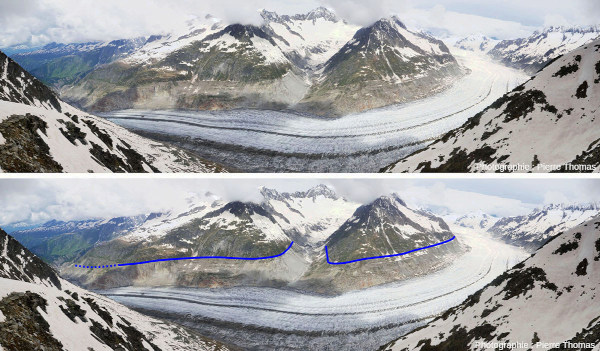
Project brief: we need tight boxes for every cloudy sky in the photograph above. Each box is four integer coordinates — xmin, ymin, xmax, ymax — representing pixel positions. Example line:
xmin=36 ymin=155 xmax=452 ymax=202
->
xmin=1 ymin=0 xmax=599 ymax=48
xmin=0 ymin=178 xmax=598 ymax=229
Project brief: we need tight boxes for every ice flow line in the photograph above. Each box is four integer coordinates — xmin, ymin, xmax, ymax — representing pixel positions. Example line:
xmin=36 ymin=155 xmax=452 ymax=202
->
xmin=325 ymin=236 xmax=456 ymax=265
xmin=74 ymin=241 xmax=294 ymax=269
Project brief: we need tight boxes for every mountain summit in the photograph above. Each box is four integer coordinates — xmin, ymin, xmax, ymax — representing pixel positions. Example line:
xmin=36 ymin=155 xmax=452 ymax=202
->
xmin=384 ymin=38 xmax=600 ymax=173
xmin=10 ymin=9 xmax=464 ymax=117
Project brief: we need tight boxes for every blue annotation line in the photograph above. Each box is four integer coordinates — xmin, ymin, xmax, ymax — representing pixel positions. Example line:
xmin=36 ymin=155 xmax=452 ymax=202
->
xmin=325 ymin=236 xmax=456 ymax=265
xmin=74 ymin=241 xmax=294 ymax=269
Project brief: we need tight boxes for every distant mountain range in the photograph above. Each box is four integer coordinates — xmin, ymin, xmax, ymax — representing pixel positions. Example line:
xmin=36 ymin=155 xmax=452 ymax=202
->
xmin=0 ymin=228 xmax=232 ymax=350
xmin=9 ymin=8 xmax=464 ymax=117
xmin=454 ymin=211 xmax=500 ymax=231
xmin=488 ymin=203 xmax=600 ymax=251
xmin=384 ymin=37 xmax=600 ymax=173
xmin=451 ymin=204 xmax=600 ymax=252
xmin=11 ymin=185 xmax=464 ymax=294
xmin=0 ymin=50 xmax=224 ymax=172
xmin=489 ymin=25 xmax=600 ymax=74
xmin=381 ymin=215 xmax=600 ymax=350
xmin=453 ymin=34 xmax=499 ymax=54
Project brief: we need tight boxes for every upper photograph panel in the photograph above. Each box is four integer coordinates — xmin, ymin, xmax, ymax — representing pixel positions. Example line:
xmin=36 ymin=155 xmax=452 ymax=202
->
xmin=1 ymin=0 xmax=599 ymax=173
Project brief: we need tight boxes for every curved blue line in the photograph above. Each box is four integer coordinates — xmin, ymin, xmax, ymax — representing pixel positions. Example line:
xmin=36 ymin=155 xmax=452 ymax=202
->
xmin=75 ymin=241 xmax=294 ymax=269
xmin=325 ymin=236 xmax=456 ymax=265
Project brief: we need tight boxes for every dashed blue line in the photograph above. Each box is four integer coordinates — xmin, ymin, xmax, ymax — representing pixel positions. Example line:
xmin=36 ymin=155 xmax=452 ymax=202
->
xmin=75 ymin=241 xmax=294 ymax=269
xmin=325 ymin=236 xmax=457 ymax=265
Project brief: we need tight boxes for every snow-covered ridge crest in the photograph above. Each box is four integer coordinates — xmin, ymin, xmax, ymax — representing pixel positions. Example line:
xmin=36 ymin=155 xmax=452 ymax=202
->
xmin=488 ymin=25 xmax=600 ymax=74
xmin=381 ymin=216 xmax=600 ymax=351
xmin=454 ymin=210 xmax=499 ymax=230
xmin=488 ymin=202 xmax=600 ymax=251
xmin=384 ymin=38 xmax=600 ymax=173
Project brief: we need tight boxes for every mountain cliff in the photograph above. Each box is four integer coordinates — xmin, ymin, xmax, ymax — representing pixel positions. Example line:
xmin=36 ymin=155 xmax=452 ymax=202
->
xmin=489 ymin=26 xmax=600 ymax=74
xmin=380 ymin=217 xmax=600 ymax=350
xmin=0 ymin=50 xmax=224 ymax=172
xmin=488 ymin=203 xmax=600 ymax=251
xmin=0 ymin=228 xmax=232 ymax=350
xmin=384 ymin=38 xmax=600 ymax=173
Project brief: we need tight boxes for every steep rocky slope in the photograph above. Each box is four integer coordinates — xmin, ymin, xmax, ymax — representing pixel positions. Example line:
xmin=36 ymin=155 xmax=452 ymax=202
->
xmin=325 ymin=194 xmax=455 ymax=262
xmin=0 ymin=50 xmax=224 ymax=172
xmin=0 ymin=228 xmax=232 ymax=351
xmin=298 ymin=17 xmax=464 ymax=116
xmin=384 ymin=39 xmax=600 ymax=173
xmin=297 ymin=194 xmax=464 ymax=293
xmin=380 ymin=217 xmax=600 ymax=351
xmin=489 ymin=26 xmax=600 ymax=74
xmin=488 ymin=203 xmax=600 ymax=252
xmin=39 ymin=9 xmax=465 ymax=117
xmin=16 ymin=185 xmax=463 ymax=294
xmin=59 ymin=16 xmax=308 ymax=113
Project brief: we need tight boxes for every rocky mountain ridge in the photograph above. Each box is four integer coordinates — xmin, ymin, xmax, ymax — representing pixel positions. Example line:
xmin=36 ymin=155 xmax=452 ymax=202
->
xmin=488 ymin=202 xmax=600 ymax=251
xmin=0 ymin=50 xmax=224 ymax=173
xmin=384 ymin=38 xmax=600 ymax=173
xmin=13 ymin=185 xmax=463 ymax=295
xmin=10 ymin=8 xmax=464 ymax=117
xmin=0 ymin=228 xmax=232 ymax=351
xmin=489 ymin=25 xmax=600 ymax=74
xmin=380 ymin=216 xmax=600 ymax=350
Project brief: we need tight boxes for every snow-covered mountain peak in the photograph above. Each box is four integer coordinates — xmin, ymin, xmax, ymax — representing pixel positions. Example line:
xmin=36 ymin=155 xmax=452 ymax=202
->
xmin=303 ymin=184 xmax=339 ymax=199
xmin=261 ymin=7 xmax=340 ymax=24
xmin=258 ymin=185 xmax=358 ymax=244
xmin=260 ymin=184 xmax=340 ymax=201
xmin=488 ymin=25 xmax=600 ymax=73
xmin=489 ymin=202 xmax=600 ymax=251
xmin=536 ymin=202 xmax=600 ymax=212
xmin=454 ymin=33 xmax=499 ymax=53
xmin=535 ymin=24 xmax=600 ymax=35
xmin=302 ymin=7 xmax=339 ymax=22
xmin=455 ymin=211 xmax=499 ymax=230
xmin=325 ymin=194 xmax=456 ymax=262
xmin=382 ymin=216 xmax=600 ymax=351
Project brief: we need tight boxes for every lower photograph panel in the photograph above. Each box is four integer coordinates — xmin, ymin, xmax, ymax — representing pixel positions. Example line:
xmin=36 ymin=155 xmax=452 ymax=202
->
xmin=0 ymin=178 xmax=599 ymax=351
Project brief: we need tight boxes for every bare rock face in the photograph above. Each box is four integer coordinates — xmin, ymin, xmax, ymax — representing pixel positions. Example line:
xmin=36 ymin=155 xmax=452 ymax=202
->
xmin=384 ymin=39 xmax=600 ymax=173
xmin=0 ymin=49 xmax=225 ymax=173
xmin=488 ymin=26 xmax=600 ymax=74
xmin=380 ymin=217 xmax=600 ymax=351
xmin=12 ymin=10 xmax=465 ymax=117
xmin=0 ymin=228 xmax=233 ymax=351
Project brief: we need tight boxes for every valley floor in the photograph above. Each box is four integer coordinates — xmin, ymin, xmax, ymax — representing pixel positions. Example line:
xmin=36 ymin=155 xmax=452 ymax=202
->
xmin=101 ymin=50 xmax=528 ymax=172
xmin=98 ymin=226 xmax=528 ymax=350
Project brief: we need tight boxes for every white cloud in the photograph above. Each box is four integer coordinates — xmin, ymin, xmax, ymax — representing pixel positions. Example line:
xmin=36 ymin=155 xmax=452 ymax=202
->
xmin=400 ymin=182 xmax=536 ymax=217
xmin=0 ymin=179 xmax=597 ymax=229
xmin=1 ymin=0 xmax=597 ymax=48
